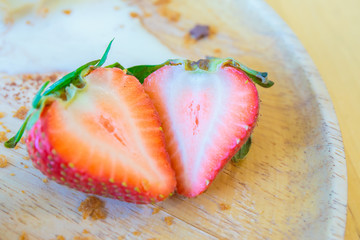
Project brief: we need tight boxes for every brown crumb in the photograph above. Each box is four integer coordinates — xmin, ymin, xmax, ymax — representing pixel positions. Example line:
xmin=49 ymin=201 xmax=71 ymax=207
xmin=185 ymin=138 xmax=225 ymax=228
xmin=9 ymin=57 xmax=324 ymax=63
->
xmin=219 ymin=203 xmax=231 ymax=211
xmin=23 ymin=156 xmax=30 ymax=160
xmin=42 ymin=178 xmax=49 ymax=183
xmin=26 ymin=20 xmax=32 ymax=25
xmin=189 ymin=24 xmax=210 ymax=40
xmin=143 ymin=12 xmax=152 ymax=18
xmin=0 ymin=155 xmax=8 ymax=168
xmin=39 ymin=7 xmax=49 ymax=17
xmin=24 ymin=165 xmax=29 ymax=169
xmin=63 ymin=9 xmax=72 ymax=15
xmin=213 ymin=48 xmax=222 ymax=54
xmin=21 ymin=190 xmax=25 ymax=193
xmin=152 ymin=207 xmax=160 ymax=214
xmin=0 ymin=131 xmax=8 ymax=143
xmin=10 ymin=173 xmax=15 ymax=176
xmin=82 ymin=229 xmax=90 ymax=234
xmin=132 ymin=231 xmax=141 ymax=236
xmin=0 ymin=112 xmax=5 ymax=118
xmin=78 ymin=196 xmax=107 ymax=220
xmin=14 ymin=145 xmax=20 ymax=150
xmin=164 ymin=216 xmax=174 ymax=226
xmin=13 ymin=106 xmax=29 ymax=120
xmin=56 ymin=235 xmax=65 ymax=240
xmin=152 ymin=0 xmax=171 ymax=5
xmin=20 ymin=137 xmax=26 ymax=144
xmin=114 ymin=6 xmax=120 ymax=10
xmin=73 ymin=236 xmax=94 ymax=240
xmin=130 ymin=12 xmax=139 ymax=18
xmin=117 ymin=237 xmax=125 ymax=240
xmin=19 ymin=232 xmax=29 ymax=240
xmin=157 ymin=6 xmax=180 ymax=22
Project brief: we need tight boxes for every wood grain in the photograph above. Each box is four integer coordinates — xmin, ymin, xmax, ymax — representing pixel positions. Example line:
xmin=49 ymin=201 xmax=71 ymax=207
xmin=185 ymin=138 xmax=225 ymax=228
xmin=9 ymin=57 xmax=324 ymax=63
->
xmin=264 ymin=1 xmax=360 ymax=239
xmin=0 ymin=0 xmax=348 ymax=239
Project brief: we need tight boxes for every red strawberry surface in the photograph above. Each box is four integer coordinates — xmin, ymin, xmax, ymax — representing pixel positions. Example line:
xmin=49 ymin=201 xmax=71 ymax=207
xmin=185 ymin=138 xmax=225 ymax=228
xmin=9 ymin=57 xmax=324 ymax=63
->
xmin=143 ymin=61 xmax=260 ymax=197
xmin=25 ymin=67 xmax=176 ymax=203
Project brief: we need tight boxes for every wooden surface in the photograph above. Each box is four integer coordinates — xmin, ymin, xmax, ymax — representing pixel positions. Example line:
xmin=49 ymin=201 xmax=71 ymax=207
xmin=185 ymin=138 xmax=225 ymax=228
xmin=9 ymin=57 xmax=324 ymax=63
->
xmin=0 ymin=0 xmax=348 ymax=239
xmin=264 ymin=1 xmax=360 ymax=239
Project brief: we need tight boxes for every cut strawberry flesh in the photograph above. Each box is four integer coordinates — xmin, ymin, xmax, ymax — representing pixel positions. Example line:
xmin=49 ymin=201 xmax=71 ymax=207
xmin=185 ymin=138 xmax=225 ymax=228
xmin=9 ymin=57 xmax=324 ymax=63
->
xmin=144 ymin=65 xmax=259 ymax=197
xmin=34 ymin=68 xmax=175 ymax=202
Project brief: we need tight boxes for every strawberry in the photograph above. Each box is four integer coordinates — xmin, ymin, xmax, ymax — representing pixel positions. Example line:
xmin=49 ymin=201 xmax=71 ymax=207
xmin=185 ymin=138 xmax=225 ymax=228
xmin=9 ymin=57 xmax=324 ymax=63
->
xmin=5 ymin=41 xmax=176 ymax=204
xmin=126 ymin=58 xmax=273 ymax=197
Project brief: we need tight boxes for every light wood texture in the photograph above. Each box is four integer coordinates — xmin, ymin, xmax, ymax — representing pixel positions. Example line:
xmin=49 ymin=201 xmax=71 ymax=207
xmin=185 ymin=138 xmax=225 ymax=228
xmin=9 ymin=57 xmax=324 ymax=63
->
xmin=0 ymin=0 xmax=348 ymax=239
xmin=264 ymin=1 xmax=360 ymax=239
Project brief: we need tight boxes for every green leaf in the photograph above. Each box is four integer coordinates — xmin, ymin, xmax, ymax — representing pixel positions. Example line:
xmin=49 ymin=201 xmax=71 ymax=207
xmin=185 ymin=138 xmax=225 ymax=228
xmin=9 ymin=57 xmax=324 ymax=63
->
xmin=231 ymin=137 xmax=252 ymax=163
xmin=105 ymin=62 xmax=125 ymax=70
xmin=32 ymin=81 xmax=50 ymax=109
xmin=127 ymin=60 xmax=173 ymax=83
xmin=4 ymin=114 xmax=32 ymax=148
xmin=96 ymin=38 xmax=114 ymax=67
xmin=43 ymin=59 xmax=100 ymax=96
xmin=220 ymin=58 xmax=274 ymax=88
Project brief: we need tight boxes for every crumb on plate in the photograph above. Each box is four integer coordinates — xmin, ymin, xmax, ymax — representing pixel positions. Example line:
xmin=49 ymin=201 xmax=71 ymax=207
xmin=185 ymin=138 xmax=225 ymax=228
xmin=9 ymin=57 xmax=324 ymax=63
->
xmin=0 ymin=112 xmax=5 ymax=118
xmin=0 ymin=155 xmax=7 ymax=168
xmin=78 ymin=196 xmax=107 ymax=220
xmin=13 ymin=106 xmax=29 ymax=120
xmin=63 ymin=9 xmax=72 ymax=15
xmin=42 ymin=178 xmax=49 ymax=183
xmin=189 ymin=24 xmax=210 ymax=40
xmin=132 ymin=231 xmax=141 ymax=236
xmin=219 ymin=203 xmax=231 ymax=211
xmin=157 ymin=6 xmax=180 ymax=22
xmin=152 ymin=207 xmax=160 ymax=215
xmin=82 ymin=229 xmax=89 ymax=234
xmin=23 ymin=156 xmax=30 ymax=160
xmin=56 ymin=235 xmax=65 ymax=240
xmin=19 ymin=232 xmax=29 ymax=240
xmin=152 ymin=0 xmax=171 ymax=5
xmin=130 ymin=12 xmax=139 ymax=18
xmin=164 ymin=216 xmax=174 ymax=226
xmin=0 ymin=131 xmax=8 ymax=143
xmin=10 ymin=173 xmax=15 ymax=176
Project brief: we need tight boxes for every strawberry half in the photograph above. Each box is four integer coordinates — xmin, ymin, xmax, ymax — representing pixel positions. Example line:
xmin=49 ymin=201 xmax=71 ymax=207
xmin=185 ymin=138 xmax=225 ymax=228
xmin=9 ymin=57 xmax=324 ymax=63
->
xmin=128 ymin=58 xmax=273 ymax=197
xmin=5 ymin=41 xmax=176 ymax=204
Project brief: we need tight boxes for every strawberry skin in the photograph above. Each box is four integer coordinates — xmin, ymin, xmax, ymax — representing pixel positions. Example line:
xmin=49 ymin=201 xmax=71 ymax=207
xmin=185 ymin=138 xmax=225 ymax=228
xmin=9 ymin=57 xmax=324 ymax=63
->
xmin=26 ymin=67 xmax=176 ymax=204
xmin=143 ymin=62 xmax=259 ymax=197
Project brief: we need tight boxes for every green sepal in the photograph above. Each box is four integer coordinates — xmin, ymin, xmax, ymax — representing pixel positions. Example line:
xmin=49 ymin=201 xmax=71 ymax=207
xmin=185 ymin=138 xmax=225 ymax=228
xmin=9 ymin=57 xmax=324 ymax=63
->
xmin=4 ymin=113 xmax=32 ymax=148
xmin=105 ymin=62 xmax=125 ymax=69
xmin=231 ymin=137 xmax=252 ymax=163
xmin=95 ymin=38 xmax=114 ymax=67
xmin=32 ymin=81 xmax=50 ymax=108
xmin=127 ymin=61 xmax=169 ymax=83
xmin=4 ymin=39 xmax=116 ymax=148
xmin=219 ymin=58 xmax=274 ymax=88
xmin=43 ymin=59 xmax=100 ymax=96
xmin=125 ymin=58 xmax=273 ymax=88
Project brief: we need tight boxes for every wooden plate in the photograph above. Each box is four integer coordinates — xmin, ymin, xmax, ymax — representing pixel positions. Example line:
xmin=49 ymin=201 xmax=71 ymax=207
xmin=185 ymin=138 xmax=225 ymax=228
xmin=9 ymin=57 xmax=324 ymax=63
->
xmin=0 ymin=0 xmax=347 ymax=239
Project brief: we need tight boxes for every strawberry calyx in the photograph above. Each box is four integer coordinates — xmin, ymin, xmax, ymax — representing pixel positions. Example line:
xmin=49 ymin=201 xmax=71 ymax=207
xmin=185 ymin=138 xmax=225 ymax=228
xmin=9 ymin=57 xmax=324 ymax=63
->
xmin=5 ymin=39 xmax=116 ymax=148
xmin=126 ymin=57 xmax=274 ymax=88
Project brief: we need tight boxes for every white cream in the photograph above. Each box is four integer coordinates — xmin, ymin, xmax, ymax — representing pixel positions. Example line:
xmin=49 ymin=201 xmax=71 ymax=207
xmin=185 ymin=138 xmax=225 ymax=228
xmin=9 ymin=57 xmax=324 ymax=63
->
xmin=0 ymin=0 xmax=178 ymax=74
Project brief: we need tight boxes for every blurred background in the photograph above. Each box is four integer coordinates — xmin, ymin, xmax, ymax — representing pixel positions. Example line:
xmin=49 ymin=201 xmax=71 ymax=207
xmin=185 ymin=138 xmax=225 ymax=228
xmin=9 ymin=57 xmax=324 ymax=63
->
xmin=265 ymin=0 xmax=360 ymax=239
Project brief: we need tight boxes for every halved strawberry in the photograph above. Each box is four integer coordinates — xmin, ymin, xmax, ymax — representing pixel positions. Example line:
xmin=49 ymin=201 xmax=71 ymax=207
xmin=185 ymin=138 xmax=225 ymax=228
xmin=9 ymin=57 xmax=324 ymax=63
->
xmin=6 ymin=42 xmax=176 ymax=204
xmin=137 ymin=58 xmax=273 ymax=197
